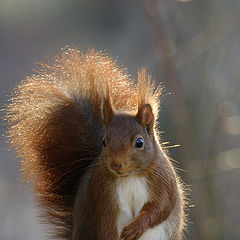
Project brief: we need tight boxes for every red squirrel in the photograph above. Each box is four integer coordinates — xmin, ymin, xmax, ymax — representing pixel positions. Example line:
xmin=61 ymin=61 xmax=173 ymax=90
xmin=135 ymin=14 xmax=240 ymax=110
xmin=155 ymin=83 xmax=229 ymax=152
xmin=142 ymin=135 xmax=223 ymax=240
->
xmin=5 ymin=48 xmax=186 ymax=240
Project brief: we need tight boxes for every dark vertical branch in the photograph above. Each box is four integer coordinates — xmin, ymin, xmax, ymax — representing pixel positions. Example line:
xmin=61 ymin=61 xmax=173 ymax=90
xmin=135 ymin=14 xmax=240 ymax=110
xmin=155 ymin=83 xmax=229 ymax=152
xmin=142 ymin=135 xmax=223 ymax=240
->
xmin=141 ymin=0 xmax=203 ymax=238
xmin=142 ymin=0 xmax=197 ymax=157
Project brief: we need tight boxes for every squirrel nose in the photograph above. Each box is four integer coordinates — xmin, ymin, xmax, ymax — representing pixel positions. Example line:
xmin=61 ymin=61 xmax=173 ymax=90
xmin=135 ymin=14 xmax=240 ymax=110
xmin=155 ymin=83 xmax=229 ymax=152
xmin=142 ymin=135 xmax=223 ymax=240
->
xmin=111 ymin=162 xmax=122 ymax=171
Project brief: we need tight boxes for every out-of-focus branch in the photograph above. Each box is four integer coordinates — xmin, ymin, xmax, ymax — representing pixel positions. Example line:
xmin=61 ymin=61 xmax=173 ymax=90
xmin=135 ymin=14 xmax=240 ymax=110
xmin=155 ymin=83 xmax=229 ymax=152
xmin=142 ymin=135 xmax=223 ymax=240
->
xmin=141 ymin=0 xmax=202 ymax=238
xmin=141 ymin=0 xmax=197 ymax=161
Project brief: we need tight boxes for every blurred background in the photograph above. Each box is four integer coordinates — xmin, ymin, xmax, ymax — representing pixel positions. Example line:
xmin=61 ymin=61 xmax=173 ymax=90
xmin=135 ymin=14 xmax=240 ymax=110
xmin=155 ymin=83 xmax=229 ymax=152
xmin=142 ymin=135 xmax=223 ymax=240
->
xmin=1 ymin=0 xmax=240 ymax=239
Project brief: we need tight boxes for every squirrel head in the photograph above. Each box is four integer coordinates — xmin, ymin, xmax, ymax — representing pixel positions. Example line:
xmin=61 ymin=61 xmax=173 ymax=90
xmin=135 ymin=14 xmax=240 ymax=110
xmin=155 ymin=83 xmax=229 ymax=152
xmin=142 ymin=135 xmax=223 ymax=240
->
xmin=101 ymin=95 xmax=157 ymax=177
xmin=100 ymin=69 xmax=162 ymax=177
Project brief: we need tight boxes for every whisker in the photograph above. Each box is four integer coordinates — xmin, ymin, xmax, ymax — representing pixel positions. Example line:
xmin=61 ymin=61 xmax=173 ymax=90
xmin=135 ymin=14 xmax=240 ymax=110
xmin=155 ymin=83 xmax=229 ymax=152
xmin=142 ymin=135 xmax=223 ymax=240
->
xmin=162 ymin=144 xmax=180 ymax=149
xmin=166 ymin=157 xmax=179 ymax=164
xmin=174 ymin=167 xmax=188 ymax=173
xmin=161 ymin=141 xmax=170 ymax=145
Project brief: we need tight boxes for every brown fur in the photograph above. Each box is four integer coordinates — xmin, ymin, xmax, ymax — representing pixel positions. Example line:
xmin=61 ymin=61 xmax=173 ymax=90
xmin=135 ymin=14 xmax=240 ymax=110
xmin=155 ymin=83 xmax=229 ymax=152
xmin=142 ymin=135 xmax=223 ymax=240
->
xmin=5 ymin=47 xmax=185 ymax=239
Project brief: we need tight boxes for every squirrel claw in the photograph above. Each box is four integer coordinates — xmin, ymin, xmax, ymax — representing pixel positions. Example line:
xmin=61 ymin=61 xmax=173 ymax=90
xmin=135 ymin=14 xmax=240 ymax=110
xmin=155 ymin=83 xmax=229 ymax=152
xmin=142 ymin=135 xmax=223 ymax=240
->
xmin=120 ymin=220 xmax=144 ymax=240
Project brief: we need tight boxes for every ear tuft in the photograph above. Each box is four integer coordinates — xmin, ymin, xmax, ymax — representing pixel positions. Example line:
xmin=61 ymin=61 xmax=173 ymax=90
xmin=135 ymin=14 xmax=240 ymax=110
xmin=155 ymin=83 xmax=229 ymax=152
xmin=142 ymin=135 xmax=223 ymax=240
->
xmin=137 ymin=104 xmax=154 ymax=133
xmin=101 ymin=84 xmax=114 ymax=126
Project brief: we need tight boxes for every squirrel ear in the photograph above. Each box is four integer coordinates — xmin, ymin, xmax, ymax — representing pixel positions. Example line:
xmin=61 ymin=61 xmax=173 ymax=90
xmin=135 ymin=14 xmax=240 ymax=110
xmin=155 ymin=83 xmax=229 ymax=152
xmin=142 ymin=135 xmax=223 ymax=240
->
xmin=102 ymin=86 xmax=114 ymax=126
xmin=137 ymin=104 xmax=154 ymax=133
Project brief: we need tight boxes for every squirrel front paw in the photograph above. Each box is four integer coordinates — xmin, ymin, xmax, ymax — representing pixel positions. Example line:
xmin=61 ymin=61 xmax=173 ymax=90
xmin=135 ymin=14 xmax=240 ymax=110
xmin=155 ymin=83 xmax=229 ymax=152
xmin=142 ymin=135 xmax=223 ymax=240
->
xmin=120 ymin=215 xmax=150 ymax=240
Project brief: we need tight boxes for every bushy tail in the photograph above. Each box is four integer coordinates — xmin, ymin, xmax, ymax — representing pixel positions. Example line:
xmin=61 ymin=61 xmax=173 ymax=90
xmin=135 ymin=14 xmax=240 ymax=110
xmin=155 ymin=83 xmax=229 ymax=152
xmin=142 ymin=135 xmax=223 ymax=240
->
xmin=5 ymin=48 xmax=133 ymax=238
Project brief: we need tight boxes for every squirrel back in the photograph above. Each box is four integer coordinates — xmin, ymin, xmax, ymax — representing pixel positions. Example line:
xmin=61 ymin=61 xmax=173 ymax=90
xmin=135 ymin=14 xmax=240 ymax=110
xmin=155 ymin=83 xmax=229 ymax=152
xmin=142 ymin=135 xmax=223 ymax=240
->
xmin=5 ymin=48 xmax=163 ymax=239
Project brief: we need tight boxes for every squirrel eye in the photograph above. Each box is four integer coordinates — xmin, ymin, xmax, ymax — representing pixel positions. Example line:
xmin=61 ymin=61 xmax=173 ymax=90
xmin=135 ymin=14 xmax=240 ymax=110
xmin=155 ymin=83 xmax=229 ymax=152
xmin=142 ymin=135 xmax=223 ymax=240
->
xmin=135 ymin=137 xmax=144 ymax=148
xmin=102 ymin=137 xmax=106 ymax=147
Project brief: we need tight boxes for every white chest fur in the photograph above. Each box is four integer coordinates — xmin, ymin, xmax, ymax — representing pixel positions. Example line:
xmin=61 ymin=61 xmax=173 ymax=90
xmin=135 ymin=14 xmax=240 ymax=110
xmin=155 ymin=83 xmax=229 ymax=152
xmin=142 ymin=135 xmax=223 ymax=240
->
xmin=116 ymin=176 xmax=149 ymax=235
xmin=116 ymin=176 xmax=175 ymax=240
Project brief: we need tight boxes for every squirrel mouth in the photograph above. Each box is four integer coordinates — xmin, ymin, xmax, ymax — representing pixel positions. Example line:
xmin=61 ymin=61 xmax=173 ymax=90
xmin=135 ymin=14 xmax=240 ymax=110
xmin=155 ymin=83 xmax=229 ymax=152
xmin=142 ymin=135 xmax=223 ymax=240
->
xmin=114 ymin=169 xmax=133 ymax=177
xmin=107 ymin=162 xmax=133 ymax=177
xmin=108 ymin=166 xmax=131 ymax=177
